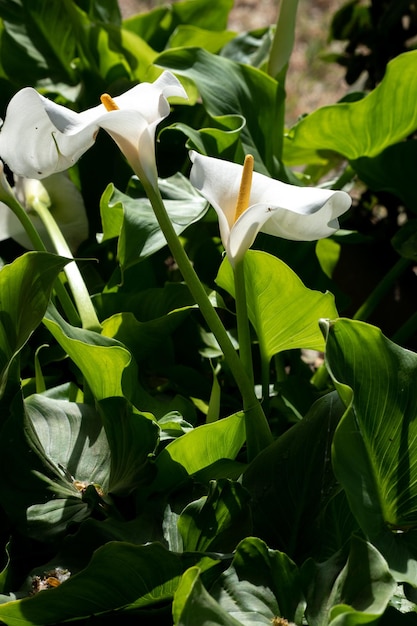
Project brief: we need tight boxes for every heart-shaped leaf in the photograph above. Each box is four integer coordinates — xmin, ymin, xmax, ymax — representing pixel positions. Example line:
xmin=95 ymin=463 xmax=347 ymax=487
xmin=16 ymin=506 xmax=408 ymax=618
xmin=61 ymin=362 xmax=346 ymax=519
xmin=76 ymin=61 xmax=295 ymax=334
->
xmin=152 ymin=411 xmax=245 ymax=493
xmin=285 ymin=50 xmax=417 ymax=165
xmin=217 ymin=250 xmax=338 ymax=363
xmin=43 ymin=304 xmax=136 ymax=401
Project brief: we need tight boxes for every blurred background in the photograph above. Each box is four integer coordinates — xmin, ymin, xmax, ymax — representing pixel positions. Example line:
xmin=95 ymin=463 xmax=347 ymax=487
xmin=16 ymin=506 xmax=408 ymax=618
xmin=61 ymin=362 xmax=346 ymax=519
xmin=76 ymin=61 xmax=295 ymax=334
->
xmin=118 ymin=0 xmax=347 ymax=123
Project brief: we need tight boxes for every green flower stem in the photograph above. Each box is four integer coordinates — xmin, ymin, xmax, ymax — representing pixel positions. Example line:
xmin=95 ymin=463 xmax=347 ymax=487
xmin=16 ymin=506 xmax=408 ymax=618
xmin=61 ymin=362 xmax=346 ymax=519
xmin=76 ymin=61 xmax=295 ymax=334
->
xmin=142 ymin=178 xmax=273 ymax=460
xmin=233 ymin=257 xmax=254 ymax=387
xmin=0 ymin=186 xmax=80 ymax=327
xmin=32 ymin=199 xmax=102 ymax=332
xmin=267 ymin=0 xmax=300 ymax=81
xmin=353 ymin=256 xmax=411 ymax=322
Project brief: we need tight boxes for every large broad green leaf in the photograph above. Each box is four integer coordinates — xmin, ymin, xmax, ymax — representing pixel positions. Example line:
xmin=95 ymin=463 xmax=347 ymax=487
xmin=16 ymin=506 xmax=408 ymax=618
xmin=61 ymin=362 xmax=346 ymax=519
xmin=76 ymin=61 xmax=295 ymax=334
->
xmin=43 ymin=304 xmax=136 ymax=401
xmin=217 ymin=250 xmax=338 ymax=363
xmin=157 ymin=47 xmax=286 ymax=176
xmin=178 ymin=479 xmax=252 ymax=553
xmin=152 ymin=411 xmax=246 ymax=493
xmin=322 ymin=318 xmax=417 ymax=583
xmin=173 ymin=537 xmax=305 ymax=626
xmin=284 ymin=50 xmax=417 ymax=165
xmin=303 ymin=535 xmax=396 ymax=626
xmin=0 ymin=542 xmax=185 ymax=625
xmin=243 ymin=391 xmax=344 ymax=559
xmin=0 ymin=252 xmax=69 ymax=399
xmin=322 ymin=318 xmax=417 ymax=535
xmin=100 ymin=174 xmax=208 ymax=270
xmin=0 ymin=393 xmax=109 ymax=538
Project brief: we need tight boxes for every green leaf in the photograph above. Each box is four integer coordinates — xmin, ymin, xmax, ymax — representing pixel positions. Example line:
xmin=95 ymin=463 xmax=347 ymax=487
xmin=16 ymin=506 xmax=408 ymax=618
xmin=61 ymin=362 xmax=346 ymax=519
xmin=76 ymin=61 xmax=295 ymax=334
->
xmin=304 ymin=535 xmax=396 ymax=626
xmin=157 ymin=47 xmax=285 ymax=176
xmin=168 ymin=113 xmax=245 ymax=161
xmin=43 ymin=304 xmax=135 ymax=401
xmin=170 ymin=0 xmax=233 ymax=31
xmin=79 ymin=0 xmax=121 ymax=24
xmin=0 ymin=252 xmax=69 ymax=398
xmin=217 ymin=250 xmax=338 ymax=363
xmin=100 ymin=174 xmax=208 ymax=270
xmin=152 ymin=411 xmax=245 ymax=493
xmin=173 ymin=566 xmax=243 ymax=626
xmin=101 ymin=308 xmax=191 ymax=365
xmin=243 ymin=391 xmax=344 ymax=558
xmin=0 ymin=542 xmax=184 ymax=625
xmin=123 ymin=0 xmax=233 ymax=54
xmin=323 ymin=318 xmax=417 ymax=535
xmin=97 ymin=397 xmax=159 ymax=495
xmin=27 ymin=394 xmax=110 ymax=489
xmin=284 ymin=50 xmax=417 ymax=165
xmin=167 ymin=25 xmax=235 ymax=53
xmin=178 ymin=479 xmax=252 ymax=553
xmin=0 ymin=393 xmax=108 ymax=538
xmin=174 ymin=537 xmax=305 ymax=625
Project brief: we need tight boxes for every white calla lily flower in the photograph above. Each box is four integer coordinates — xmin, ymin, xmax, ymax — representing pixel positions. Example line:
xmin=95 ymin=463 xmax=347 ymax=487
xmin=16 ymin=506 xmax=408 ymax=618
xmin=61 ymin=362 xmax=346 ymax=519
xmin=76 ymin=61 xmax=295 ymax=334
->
xmin=189 ymin=151 xmax=352 ymax=266
xmin=0 ymin=168 xmax=88 ymax=253
xmin=0 ymin=71 xmax=187 ymax=186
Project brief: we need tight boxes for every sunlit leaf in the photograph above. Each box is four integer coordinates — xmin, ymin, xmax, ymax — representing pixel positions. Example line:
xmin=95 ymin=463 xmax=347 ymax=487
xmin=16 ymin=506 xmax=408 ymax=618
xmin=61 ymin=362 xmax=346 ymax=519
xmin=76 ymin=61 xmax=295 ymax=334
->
xmin=43 ymin=304 xmax=135 ymax=401
xmin=157 ymin=46 xmax=286 ymax=176
xmin=152 ymin=411 xmax=245 ymax=493
xmin=285 ymin=50 xmax=417 ymax=165
xmin=123 ymin=0 xmax=233 ymax=53
xmin=0 ymin=542 xmax=185 ymax=625
xmin=217 ymin=250 xmax=338 ymax=363
xmin=323 ymin=318 xmax=417 ymax=535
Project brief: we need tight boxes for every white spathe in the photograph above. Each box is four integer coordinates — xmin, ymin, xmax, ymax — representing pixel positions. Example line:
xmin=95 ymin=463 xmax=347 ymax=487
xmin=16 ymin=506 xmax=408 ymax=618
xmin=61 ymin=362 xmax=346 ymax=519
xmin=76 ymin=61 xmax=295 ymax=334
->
xmin=189 ymin=151 xmax=352 ymax=265
xmin=0 ymin=71 xmax=187 ymax=186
